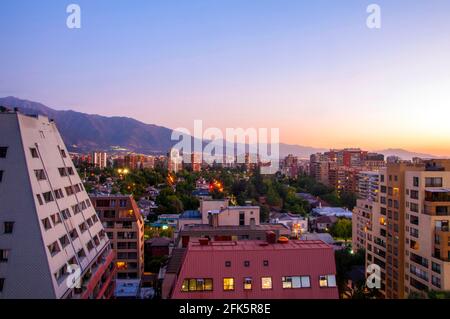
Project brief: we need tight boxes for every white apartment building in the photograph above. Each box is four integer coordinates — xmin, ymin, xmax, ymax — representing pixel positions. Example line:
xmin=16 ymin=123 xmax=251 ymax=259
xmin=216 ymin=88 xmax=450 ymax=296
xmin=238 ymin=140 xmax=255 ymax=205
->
xmin=92 ymin=151 xmax=107 ymax=169
xmin=0 ymin=111 xmax=116 ymax=299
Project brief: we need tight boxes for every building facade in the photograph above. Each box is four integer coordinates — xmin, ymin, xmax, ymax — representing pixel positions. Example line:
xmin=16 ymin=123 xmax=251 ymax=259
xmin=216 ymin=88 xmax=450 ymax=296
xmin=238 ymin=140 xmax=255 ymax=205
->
xmin=91 ymin=194 xmax=145 ymax=280
xmin=0 ymin=111 xmax=115 ymax=299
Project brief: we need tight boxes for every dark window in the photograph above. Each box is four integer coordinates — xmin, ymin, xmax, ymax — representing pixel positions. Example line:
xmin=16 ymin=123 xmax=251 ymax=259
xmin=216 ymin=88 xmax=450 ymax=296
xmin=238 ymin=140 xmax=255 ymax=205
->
xmin=0 ymin=147 xmax=8 ymax=158
xmin=263 ymin=260 xmax=269 ymax=266
xmin=0 ymin=249 xmax=10 ymax=262
xmin=59 ymin=235 xmax=70 ymax=248
xmin=34 ymin=169 xmax=46 ymax=181
xmin=0 ymin=278 xmax=4 ymax=292
xmin=30 ymin=148 xmax=39 ymax=158
xmin=239 ymin=212 xmax=245 ymax=226
xmin=60 ymin=149 xmax=67 ymax=158
xmin=58 ymin=168 xmax=67 ymax=177
xmin=413 ymin=177 xmax=419 ymax=187
xmin=225 ymin=261 xmax=231 ymax=267
xmin=42 ymin=191 xmax=54 ymax=203
xmin=0 ymin=170 xmax=3 ymax=182
xmin=244 ymin=261 xmax=250 ymax=267
xmin=4 ymin=222 xmax=14 ymax=234
xmin=67 ymin=167 xmax=74 ymax=175
xmin=42 ymin=218 xmax=52 ymax=230
xmin=36 ymin=194 xmax=43 ymax=205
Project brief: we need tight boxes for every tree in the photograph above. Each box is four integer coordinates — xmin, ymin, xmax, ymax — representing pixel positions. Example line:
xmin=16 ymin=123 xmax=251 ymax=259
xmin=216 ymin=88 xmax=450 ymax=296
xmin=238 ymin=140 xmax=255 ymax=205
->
xmin=330 ymin=218 xmax=352 ymax=241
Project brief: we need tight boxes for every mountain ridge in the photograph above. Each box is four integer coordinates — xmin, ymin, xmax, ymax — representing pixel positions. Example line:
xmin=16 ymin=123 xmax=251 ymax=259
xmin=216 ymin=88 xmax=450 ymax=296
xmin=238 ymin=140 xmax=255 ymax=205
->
xmin=0 ymin=96 xmax=439 ymax=160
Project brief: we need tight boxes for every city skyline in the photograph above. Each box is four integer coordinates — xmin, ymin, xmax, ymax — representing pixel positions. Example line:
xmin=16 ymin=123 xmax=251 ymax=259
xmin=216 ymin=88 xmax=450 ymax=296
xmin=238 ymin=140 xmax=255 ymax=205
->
xmin=2 ymin=0 xmax=450 ymax=156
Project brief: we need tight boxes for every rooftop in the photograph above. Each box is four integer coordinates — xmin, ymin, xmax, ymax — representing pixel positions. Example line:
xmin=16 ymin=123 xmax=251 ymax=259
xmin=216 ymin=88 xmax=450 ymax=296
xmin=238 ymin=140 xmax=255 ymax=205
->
xmin=188 ymin=239 xmax=331 ymax=252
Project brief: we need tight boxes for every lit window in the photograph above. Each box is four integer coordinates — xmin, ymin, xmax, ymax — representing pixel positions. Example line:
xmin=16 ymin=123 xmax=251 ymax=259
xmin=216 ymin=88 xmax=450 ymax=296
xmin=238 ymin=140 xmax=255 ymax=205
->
xmin=282 ymin=276 xmax=311 ymax=289
xmin=244 ymin=277 xmax=252 ymax=290
xmin=319 ymin=275 xmax=337 ymax=287
xmin=261 ymin=277 xmax=272 ymax=289
xmin=223 ymin=278 xmax=235 ymax=291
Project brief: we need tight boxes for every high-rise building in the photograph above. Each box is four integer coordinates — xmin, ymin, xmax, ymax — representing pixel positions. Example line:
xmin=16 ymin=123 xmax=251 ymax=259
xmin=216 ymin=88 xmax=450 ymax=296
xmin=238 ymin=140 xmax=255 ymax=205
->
xmin=91 ymin=195 xmax=145 ymax=280
xmin=92 ymin=151 xmax=107 ymax=169
xmin=168 ymin=149 xmax=182 ymax=173
xmin=364 ymin=159 xmax=450 ymax=298
xmin=0 ymin=111 xmax=115 ymax=299
xmin=358 ymin=171 xmax=380 ymax=202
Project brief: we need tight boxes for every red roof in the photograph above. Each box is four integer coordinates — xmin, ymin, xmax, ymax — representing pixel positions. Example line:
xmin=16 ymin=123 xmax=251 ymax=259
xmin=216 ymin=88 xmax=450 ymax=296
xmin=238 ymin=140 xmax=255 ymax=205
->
xmin=171 ymin=239 xmax=338 ymax=299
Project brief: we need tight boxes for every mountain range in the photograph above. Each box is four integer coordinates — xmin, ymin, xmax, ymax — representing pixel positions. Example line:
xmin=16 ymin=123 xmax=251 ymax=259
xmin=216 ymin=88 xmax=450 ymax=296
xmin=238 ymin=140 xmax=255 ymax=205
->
xmin=0 ymin=96 xmax=438 ymax=160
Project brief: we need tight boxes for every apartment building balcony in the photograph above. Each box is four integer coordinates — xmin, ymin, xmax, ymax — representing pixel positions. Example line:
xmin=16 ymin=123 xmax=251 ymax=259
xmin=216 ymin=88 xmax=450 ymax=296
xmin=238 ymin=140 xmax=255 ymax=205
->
xmin=70 ymin=248 xmax=116 ymax=299
xmin=424 ymin=190 xmax=450 ymax=216
xmin=433 ymin=226 xmax=450 ymax=262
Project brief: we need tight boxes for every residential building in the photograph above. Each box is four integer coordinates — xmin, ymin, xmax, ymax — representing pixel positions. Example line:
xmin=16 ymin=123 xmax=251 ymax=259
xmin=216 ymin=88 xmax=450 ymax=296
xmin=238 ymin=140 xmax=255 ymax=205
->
xmin=167 ymin=238 xmax=339 ymax=299
xmin=92 ymin=151 xmax=107 ymax=169
xmin=0 ymin=111 xmax=115 ymax=299
xmin=91 ymin=194 xmax=145 ymax=280
xmin=365 ymin=159 xmax=450 ymax=298
xmin=358 ymin=171 xmax=380 ymax=202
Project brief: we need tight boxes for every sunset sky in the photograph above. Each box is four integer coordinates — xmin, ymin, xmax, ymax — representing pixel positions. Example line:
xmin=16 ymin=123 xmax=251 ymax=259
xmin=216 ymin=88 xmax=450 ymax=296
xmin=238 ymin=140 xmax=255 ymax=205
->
xmin=1 ymin=0 xmax=450 ymax=155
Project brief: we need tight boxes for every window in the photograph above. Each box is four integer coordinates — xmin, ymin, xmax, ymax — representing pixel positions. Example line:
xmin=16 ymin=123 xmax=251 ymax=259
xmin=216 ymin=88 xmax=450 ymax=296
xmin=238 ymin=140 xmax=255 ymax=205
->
xmin=263 ymin=260 xmax=269 ymax=267
xmin=54 ymin=188 xmax=64 ymax=199
xmin=58 ymin=168 xmax=68 ymax=177
xmin=119 ymin=199 xmax=127 ymax=208
xmin=48 ymin=241 xmax=61 ymax=256
xmin=0 ymin=249 xmax=10 ymax=262
xmin=34 ymin=169 xmax=46 ymax=181
xmin=426 ymin=177 xmax=443 ymax=187
xmin=79 ymin=222 xmax=88 ymax=233
xmin=319 ymin=275 xmax=337 ymax=288
xmin=261 ymin=277 xmax=272 ymax=289
xmin=244 ymin=260 xmax=250 ymax=267
xmin=0 ymin=170 xmax=3 ymax=182
xmin=74 ymin=184 xmax=81 ymax=193
xmin=51 ymin=213 xmax=62 ymax=225
xmin=4 ymin=222 xmax=14 ymax=234
xmin=67 ymin=167 xmax=74 ymax=175
xmin=42 ymin=218 xmax=52 ymax=230
xmin=86 ymin=240 xmax=94 ymax=252
xmin=413 ymin=177 xmax=419 ymax=187
xmin=225 ymin=261 xmax=231 ymax=267
xmin=77 ymin=249 xmax=86 ymax=259
xmin=65 ymin=186 xmax=74 ymax=196
xmin=282 ymin=276 xmax=311 ymax=289
xmin=223 ymin=278 xmax=235 ymax=291
xmin=59 ymin=235 xmax=70 ymax=249
xmin=36 ymin=194 xmax=43 ymax=205
xmin=60 ymin=149 xmax=67 ymax=158
xmin=0 ymin=147 xmax=7 ymax=158
xmin=42 ymin=191 xmax=54 ymax=203
xmin=244 ymin=277 xmax=252 ymax=290
xmin=72 ymin=204 xmax=81 ymax=215
xmin=54 ymin=264 xmax=68 ymax=282
xmin=432 ymin=262 xmax=441 ymax=274
xmin=181 ymin=278 xmax=213 ymax=292
xmin=92 ymin=214 xmax=98 ymax=223
xmin=0 ymin=278 xmax=4 ymax=292
xmin=410 ymin=190 xmax=419 ymax=199
xmin=30 ymin=148 xmax=39 ymax=158
xmin=61 ymin=209 xmax=71 ymax=220
xmin=239 ymin=212 xmax=245 ymax=226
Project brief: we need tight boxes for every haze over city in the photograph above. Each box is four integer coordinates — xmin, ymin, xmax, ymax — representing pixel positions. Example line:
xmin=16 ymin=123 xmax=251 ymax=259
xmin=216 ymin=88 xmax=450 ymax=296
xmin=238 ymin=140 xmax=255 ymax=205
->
xmin=1 ymin=0 xmax=450 ymax=155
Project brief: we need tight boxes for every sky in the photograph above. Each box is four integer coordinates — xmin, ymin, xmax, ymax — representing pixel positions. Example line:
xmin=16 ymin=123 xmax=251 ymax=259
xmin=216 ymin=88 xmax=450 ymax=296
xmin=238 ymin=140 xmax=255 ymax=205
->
xmin=1 ymin=0 xmax=450 ymax=156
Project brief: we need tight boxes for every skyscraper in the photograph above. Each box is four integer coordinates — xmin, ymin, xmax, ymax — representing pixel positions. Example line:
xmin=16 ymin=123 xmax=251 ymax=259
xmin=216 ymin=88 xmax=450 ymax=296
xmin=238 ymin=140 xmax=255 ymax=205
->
xmin=0 ymin=110 xmax=115 ymax=299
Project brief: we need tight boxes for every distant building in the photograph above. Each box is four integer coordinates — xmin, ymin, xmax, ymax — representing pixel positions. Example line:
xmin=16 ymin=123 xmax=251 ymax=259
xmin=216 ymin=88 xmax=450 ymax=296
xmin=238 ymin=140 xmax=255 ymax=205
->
xmin=92 ymin=151 xmax=107 ymax=169
xmin=91 ymin=194 xmax=145 ymax=279
xmin=166 ymin=238 xmax=339 ymax=299
xmin=269 ymin=212 xmax=308 ymax=236
xmin=0 ymin=111 xmax=115 ymax=299
xmin=168 ymin=149 xmax=183 ymax=173
xmin=311 ymin=207 xmax=352 ymax=218
xmin=145 ymin=237 xmax=171 ymax=257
